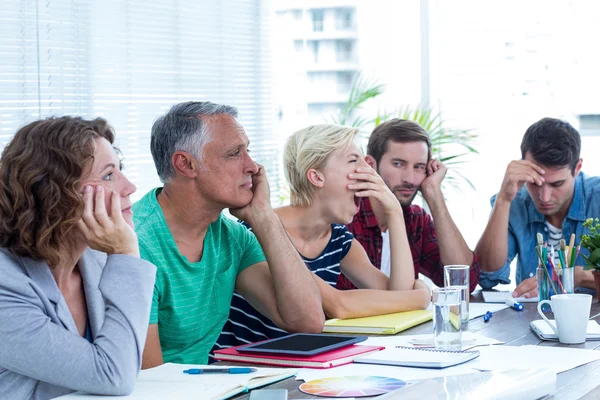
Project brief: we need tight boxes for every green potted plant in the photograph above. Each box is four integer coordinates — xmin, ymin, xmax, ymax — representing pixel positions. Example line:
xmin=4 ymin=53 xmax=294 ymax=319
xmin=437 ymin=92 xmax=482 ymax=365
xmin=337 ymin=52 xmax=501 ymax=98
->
xmin=580 ymin=217 xmax=600 ymax=299
xmin=329 ymin=73 xmax=478 ymax=194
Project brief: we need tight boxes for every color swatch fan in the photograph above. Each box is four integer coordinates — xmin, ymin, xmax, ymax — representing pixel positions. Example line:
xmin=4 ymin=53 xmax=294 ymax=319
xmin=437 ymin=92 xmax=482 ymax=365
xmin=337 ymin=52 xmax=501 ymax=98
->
xmin=299 ymin=375 xmax=406 ymax=398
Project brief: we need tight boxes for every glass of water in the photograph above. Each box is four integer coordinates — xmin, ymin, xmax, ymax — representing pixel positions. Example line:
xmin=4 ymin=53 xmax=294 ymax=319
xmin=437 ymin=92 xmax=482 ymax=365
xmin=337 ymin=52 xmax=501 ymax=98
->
xmin=432 ymin=286 xmax=462 ymax=351
xmin=444 ymin=264 xmax=470 ymax=324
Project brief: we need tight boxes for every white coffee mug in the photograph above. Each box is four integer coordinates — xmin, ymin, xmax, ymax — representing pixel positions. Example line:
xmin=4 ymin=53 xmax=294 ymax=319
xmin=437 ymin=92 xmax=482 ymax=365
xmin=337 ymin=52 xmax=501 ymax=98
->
xmin=537 ymin=293 xmax=592 ymax=344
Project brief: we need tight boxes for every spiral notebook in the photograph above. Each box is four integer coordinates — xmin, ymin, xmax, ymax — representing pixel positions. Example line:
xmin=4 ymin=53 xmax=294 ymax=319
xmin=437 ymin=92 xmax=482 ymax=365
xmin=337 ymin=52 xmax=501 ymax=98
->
xmin=354 ymin=346 xmax=480 ymax=369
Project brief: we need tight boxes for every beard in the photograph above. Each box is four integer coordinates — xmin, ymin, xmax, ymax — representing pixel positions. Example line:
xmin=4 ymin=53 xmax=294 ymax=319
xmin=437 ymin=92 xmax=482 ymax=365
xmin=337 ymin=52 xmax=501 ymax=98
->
xmin=392 ymin=185 xmax=419 ymax=207
xmin=382 ymin=178 xmax=419 ymax=207
xmin=377 ymin=168 xmax=419 ymax=207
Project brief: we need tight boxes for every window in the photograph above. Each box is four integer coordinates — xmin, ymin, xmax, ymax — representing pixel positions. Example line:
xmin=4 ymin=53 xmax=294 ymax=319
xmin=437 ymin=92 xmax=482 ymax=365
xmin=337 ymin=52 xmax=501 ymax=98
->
xmin=1 ymin=0 xmax=279 ymax=203
xmin=580 ymin=115 xmax=600 ymax=136
xmin=336 ymin=71 xmax=355 ymax=94
xmin=312 ymin=10 xmax=324 ymax=32
xmin=307 ymin=103 xmax=339 ymax=117
xmin=310 ymin=41 xmax=320 ymax=63
xmin=336 ymin=40 xmax=354 ymax=62
xmin=307 ymin=72 xmax=331 ymax=84
xmin=335 ymin=8 xmax=354 ymax=30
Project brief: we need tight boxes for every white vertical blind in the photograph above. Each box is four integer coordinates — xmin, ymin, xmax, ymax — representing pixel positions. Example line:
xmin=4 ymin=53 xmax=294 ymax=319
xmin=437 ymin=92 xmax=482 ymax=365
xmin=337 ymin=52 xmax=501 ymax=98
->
xmin=0 ymin=0 xmax=278 ymax=203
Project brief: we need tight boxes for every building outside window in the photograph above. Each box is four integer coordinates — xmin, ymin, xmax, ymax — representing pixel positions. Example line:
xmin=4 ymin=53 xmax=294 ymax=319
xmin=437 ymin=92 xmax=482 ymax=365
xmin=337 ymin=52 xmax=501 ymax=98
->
xmin=310 ymin=41 xmax=320 ymax=62
xmin=312 ymin=9 xmax=324 ymax=32
xmin=335 ymin=40 xmax=354 ymax=62
xmin=335 ymin=8 xmax=354 ymax=30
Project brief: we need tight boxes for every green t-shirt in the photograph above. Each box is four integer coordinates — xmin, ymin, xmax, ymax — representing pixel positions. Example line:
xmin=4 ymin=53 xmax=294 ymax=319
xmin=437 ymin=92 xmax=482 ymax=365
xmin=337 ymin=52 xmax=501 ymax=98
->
xmin=132 ymin=188 xmax=266 ymax=364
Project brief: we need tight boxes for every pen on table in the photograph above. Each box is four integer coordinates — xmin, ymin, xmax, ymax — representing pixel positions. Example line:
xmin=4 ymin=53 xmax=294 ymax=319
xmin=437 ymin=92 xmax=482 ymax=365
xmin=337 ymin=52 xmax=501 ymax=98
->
xmin=505 ymin=296 xmax=524 ymax=311
xmin=472 ymin=311 xmax=493 ymax=323
xmin=183 ymin=367 xmax=257 ymax=374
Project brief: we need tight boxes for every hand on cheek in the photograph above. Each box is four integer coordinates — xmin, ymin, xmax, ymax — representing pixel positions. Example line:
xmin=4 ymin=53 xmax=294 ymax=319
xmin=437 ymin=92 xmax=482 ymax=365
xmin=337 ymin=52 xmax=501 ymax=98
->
xmin=76 ymin=185 xmax=139 ymax=257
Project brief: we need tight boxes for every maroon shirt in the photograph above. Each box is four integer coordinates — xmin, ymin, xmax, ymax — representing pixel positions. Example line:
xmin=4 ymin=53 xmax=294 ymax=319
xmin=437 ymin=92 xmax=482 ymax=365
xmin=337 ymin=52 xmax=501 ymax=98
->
xmin=337 ymin=197 xmax=480 ymax=292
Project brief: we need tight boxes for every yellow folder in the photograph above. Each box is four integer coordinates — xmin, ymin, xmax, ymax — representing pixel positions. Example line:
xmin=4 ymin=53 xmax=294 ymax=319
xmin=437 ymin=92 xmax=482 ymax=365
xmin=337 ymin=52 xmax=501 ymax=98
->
xmin=323 ymin=309 xmax=433 ymax=335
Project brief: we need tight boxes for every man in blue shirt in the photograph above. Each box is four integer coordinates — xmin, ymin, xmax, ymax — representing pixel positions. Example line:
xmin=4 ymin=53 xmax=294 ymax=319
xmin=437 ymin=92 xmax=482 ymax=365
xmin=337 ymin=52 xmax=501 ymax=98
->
xmin=476 ymin=117 xmax=600 ymax=298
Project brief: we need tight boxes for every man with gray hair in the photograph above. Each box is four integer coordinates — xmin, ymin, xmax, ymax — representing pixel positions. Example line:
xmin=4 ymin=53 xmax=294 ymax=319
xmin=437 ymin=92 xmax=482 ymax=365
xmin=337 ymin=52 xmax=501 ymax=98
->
xmin=133 ymin=101 xmax=324 ymax=368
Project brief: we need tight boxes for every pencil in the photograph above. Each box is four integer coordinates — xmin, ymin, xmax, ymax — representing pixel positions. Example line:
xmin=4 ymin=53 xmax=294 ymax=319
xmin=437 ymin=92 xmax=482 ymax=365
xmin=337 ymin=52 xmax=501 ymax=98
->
xmin=569 ymin=243 xmax=579 ymax=268
xmin=567 ymin=233 xmax=576 ymax=266
xmin=548 ymin=256 xmax=566 ymax=294
xmin=558 ymin=240 xmax=566 ymax=269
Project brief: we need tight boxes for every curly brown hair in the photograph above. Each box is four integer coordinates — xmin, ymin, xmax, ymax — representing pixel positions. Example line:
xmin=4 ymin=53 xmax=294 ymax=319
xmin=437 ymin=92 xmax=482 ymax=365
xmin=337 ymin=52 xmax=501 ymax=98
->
xmin=0 ymin=117 xmax=115 ymax=267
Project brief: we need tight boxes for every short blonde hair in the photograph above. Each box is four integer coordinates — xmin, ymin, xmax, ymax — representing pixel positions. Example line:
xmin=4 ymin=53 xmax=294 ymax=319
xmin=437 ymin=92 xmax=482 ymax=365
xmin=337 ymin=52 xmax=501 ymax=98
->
xmin=284 ymin=124 xmax=359 ymax=206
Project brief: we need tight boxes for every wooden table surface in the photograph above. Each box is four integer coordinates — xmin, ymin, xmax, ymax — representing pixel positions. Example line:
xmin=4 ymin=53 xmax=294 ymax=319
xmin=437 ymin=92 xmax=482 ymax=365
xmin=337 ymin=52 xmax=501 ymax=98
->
xmin=229 ymin=293 xmax=600 ymax=399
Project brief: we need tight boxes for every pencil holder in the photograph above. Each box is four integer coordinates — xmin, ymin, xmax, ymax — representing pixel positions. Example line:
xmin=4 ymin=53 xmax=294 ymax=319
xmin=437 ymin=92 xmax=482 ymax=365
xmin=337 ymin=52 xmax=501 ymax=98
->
xmin=537 ymin=265 xmax=575 ymax=311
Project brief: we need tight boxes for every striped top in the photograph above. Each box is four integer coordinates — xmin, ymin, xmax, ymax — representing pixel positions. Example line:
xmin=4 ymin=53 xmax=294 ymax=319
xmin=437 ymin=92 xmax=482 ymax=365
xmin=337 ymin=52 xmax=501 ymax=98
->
xmin=545 ymin=221 xmax=563 ymax=267
xmin=211 ymin=223 xmax=354 ymax=360
xmin=132 ymin=188 xmax=266 ymax=365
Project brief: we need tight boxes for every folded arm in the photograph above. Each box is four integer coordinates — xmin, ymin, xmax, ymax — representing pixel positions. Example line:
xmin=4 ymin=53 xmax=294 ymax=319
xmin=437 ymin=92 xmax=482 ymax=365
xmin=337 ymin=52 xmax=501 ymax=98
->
xmin=249 ymin=212 xmax=324 ymax=332
xmin=236 ymin=259 xmax=324 ymax=333
xmin=315 ymin=276 xmax=431 ymax=320
xmin=340 ymin=235 xmax=416 ymax=291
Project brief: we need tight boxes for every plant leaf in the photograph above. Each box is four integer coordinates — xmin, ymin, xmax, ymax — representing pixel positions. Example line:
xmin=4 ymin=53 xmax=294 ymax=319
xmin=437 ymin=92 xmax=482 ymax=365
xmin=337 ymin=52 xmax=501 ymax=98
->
xmin=327 ymin=75 xmax=479 ymax=193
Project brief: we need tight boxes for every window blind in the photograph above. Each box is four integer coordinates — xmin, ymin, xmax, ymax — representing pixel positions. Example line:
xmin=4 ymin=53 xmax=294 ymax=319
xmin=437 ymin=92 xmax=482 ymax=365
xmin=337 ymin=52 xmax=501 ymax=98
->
xmin=0 ymin=0 xmax=278 ymax=203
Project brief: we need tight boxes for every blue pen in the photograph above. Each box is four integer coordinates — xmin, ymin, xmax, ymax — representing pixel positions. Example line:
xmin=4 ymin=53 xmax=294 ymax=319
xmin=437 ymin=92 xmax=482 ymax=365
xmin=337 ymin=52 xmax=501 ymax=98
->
xmin=483 ymin=311 xmax=493 ymax=323
xmin=183 ymin=367 xmax=257 ymax=374
xmin=472 ymin=311 xmax=493 ymax=322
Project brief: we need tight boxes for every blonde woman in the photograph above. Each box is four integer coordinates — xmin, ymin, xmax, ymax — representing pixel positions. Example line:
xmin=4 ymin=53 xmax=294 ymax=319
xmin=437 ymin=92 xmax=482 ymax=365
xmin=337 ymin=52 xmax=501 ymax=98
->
xmin=213 ymin=125 xmax=430 ymax=354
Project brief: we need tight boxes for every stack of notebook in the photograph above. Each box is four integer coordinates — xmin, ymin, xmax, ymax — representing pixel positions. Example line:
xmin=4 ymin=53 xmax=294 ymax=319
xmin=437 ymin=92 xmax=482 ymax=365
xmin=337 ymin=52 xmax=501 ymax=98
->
xmin=213 ymin=344 xmax=384 ymax=369
xmin=214 ymin=309 xmax=433 ymax=367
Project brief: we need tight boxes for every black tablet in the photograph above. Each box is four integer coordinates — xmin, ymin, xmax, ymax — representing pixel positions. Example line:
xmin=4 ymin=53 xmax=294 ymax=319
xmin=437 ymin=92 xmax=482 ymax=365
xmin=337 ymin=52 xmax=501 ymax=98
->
xmin=236 ymin=333 xmax=367 ymax=357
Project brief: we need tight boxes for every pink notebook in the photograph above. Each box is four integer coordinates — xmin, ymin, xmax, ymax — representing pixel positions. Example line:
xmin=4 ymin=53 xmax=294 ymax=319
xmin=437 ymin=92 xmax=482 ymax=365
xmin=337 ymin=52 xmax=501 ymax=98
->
xmin=213 ymin=344 xmax=384 ymax=369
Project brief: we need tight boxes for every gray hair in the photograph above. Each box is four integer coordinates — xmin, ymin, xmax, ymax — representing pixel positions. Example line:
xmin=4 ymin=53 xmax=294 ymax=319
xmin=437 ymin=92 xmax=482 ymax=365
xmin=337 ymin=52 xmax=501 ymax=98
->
xmin=150 ymin=101 xmax=238 ymax=183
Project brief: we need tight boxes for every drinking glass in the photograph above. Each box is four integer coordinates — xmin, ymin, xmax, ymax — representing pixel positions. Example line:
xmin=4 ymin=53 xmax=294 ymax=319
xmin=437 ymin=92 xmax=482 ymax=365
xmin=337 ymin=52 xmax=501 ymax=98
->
xmin=444 ymin=264 xmax=470 ymax=324
xmin=432 ymin=286 xmax=462 ymax=351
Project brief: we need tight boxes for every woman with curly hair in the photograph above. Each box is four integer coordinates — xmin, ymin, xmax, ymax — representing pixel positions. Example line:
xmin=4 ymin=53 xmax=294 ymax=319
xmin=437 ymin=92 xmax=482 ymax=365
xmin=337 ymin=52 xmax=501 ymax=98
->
xmin=0 ymin=117 xmax=156 ymax=399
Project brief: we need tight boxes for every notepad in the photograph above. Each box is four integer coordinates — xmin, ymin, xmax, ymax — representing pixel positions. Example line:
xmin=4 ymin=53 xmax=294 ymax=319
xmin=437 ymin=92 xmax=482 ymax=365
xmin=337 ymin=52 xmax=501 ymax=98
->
xmin=54 ymin=363 xmax=295 ymax=400
xmin=482 ymin=290 xmax=538 ymax=303
xmin=530 ymin=319 xmax=600 ymax=341
xmin=322 ymin=310 xmax=433 ymax=334
xmin=354 ymin=346 xmax=480 ymax=369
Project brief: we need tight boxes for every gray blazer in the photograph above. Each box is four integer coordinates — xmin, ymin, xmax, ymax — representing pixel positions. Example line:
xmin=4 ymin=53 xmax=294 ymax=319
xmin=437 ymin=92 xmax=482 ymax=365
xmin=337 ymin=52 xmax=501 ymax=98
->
xmin=0 ymin=248 xmax=156 ymax=400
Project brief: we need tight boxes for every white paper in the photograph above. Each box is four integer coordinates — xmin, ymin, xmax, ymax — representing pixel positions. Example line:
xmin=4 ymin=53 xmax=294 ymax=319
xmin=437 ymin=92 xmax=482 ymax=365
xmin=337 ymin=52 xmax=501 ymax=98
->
xmin=295 ymin=362 xmax=478 ymax=383
xmin=376 ymin=368 xmax=556 ymax=400
xmin=482 ymin=291 xmax=538 ymax=303
xmin=54 ymin=364 xmax=296 ymax=400
xmin=137 ymin=363 xmax=293 ymax=385
xmin=468 ymin=345 xmax=600 ymax=374
xmin=361 ymin=332 xmax=503 ymax=351
xmin=55 ymin=381 xmax=236 ymax=399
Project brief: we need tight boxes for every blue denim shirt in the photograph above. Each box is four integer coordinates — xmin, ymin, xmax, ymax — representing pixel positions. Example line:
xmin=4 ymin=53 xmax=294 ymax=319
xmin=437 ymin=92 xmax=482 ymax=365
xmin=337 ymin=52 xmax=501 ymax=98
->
xmin=480 ymin=172 xmax=600 ymax=289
